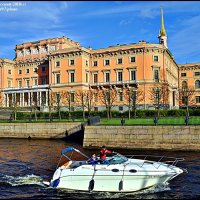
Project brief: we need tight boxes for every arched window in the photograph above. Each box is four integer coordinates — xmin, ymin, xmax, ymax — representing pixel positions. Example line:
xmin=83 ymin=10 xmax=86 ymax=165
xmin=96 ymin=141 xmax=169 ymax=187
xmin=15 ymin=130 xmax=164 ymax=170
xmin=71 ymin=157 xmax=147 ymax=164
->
xmin=182 ymin=81 xmax=188 ymax=89
xmin=195 ymin=80 xmax=200 ymax=89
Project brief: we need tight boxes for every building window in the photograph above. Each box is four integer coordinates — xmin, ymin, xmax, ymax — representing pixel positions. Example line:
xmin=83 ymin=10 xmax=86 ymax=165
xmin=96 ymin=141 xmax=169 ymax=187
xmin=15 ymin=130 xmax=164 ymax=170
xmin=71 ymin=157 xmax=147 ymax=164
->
xmin=18 ymin=80 xmax=22 ymax=87
xmin=70 ymin=59 xmax=75 ymax=65
xmin=118 ymin=91 xmax=123 ymax=102
xmin=153 ymin=55 xmax=159 ymax=62
xmin=130 ymin=57 xmax=136 ymax=63
xmin=154 ymin=90 xmax=160 ymax=102
xmin=195 ymin=72 xmax=200 ymax=76
xmin=181 ymin=73 xmax=187 ymax=77
xmin=70 ymin=72 xmax=75 ymax=83
xmin=182 ymin=96 xmax=188 ymax=105
xmin=86 ymin=73 xmax=88 ymax=83
xmin=154 ymin=69 xmax=159 ymax=82
xmin=56 ymin=93 xmax=60 ymax=104
xmin=86 ymin=60 xmax=88 ymax=66
xmin=42 ymin=67 xmax=46 ymax=72
xmin=105 ymin=72 xmax=110 ymax=82
xmin=195 ymin=80 xmax=200 ymax=89
xmin=56 ymin=74 xmax=60 ymax=84
xmin=119 ymin=106 xmax=123 ymax=111
xmin=105 ymin=59 xmax=110 ymax=66
xmin=26 ymin=79 xmax=30 ymax=87
xmin=34 ymin=68 xmax=38 ymax=73
xmin=55 ymin=61 xmax=60 ymax=67
xmin=50 ymin=46 xmax=56 ymax=51
xmin=196 ymin=96 xmax=200 ymax=103
xmin=117 ymin=58 xmax=123 ymax=64
xmin=25 ymin=49 xmax=30 ymax=55
xmin=93 ymin=73 xmax=98 ymax=83
xmin=94 ymin=93 xmax=98 ymax=102
xmin=93 ymin=61 xmax=98 ymax=67
xmin=18 ymin=51 xmax=23 ymax=57
xmin=34 ymin=79 xmax=38 ymax=85
xmin=182 ymin=81 xmax=188 ymax=89
xmin=130 ymin=70 xmax=136 ymax=81
xmin=41 ymin=78 xmax=46 ymax=85
xmin=94 ymin=107 xmax=98 ymax=111
xmin=19 ymin=69 xmax=22 ymax=75
xmin=26 ymin=69 xmax=29 ymax=74
xmin=8 ymin=80 xmax=12 ymax=87
xmin=8 ymin=70 xmax=11 ymax=75
xmin=117 ymin=71 xmax=123 ymax=82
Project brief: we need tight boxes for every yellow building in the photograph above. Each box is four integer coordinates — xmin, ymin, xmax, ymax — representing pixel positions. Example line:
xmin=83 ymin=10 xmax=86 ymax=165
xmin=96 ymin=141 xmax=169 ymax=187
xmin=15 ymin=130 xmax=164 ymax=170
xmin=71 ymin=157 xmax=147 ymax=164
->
xmin=179 ymin=62 xmax=200 ymax=108
xmin=0 ymin=9 xmax=181 ymax=112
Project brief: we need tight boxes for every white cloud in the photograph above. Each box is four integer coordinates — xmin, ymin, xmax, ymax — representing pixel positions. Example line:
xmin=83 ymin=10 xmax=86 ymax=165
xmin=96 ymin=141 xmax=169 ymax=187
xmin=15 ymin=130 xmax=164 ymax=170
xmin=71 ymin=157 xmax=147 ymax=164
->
xmin=119 ymin=19 xmax=132 ymax=26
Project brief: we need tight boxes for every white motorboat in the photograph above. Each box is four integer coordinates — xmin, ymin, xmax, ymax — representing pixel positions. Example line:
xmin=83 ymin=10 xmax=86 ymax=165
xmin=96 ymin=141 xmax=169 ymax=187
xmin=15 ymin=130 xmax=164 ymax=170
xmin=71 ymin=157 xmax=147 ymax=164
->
xmin=49 ymin=147 xmax=186 ymax=192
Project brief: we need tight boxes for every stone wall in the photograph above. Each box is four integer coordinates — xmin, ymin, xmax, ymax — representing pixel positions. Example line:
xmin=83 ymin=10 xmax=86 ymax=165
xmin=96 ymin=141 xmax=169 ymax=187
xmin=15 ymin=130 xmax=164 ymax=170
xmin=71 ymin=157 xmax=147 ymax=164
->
xmin=83 ymin=125 xmax=200 ymax=151
xmin=0 ymin=122 xmax=82 ymax=139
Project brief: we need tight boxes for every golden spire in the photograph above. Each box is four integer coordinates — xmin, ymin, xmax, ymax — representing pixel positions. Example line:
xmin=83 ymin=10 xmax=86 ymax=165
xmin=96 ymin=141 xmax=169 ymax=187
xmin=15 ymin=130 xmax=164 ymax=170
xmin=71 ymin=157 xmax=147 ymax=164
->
xmin=160 ymin=8 xmax=167 ymax=37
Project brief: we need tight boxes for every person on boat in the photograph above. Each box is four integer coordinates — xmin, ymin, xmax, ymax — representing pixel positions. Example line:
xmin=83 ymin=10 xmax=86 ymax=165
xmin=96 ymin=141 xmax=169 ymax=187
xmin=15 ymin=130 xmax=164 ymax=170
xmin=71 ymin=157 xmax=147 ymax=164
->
xmin=100 ymin=145 xmax=111 ymax=164
xmin=88 ymin=154 xmax=98 ymax=165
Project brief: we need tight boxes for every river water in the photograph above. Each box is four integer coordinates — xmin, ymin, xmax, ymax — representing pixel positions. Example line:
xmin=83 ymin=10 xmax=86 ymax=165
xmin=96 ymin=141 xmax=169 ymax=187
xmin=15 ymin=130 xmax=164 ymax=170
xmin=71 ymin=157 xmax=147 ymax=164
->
xmin=0 ymin=138 xmax=199 ymax=199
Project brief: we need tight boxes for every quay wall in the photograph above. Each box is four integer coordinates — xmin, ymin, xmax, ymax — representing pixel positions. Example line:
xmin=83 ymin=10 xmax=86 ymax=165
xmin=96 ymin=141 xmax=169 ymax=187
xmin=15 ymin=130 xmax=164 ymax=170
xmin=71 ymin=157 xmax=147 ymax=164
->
xmin=83 ymin=125 xmax=200 ymax=151
xmin=0 ymin=122 xmax=82 ymax=139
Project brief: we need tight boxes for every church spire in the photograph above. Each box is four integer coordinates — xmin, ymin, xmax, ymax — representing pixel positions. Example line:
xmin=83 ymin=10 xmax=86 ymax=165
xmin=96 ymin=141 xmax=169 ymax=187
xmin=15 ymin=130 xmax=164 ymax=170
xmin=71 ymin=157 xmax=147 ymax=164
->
xmin=158 ymin=8 xmax=168 ymax=48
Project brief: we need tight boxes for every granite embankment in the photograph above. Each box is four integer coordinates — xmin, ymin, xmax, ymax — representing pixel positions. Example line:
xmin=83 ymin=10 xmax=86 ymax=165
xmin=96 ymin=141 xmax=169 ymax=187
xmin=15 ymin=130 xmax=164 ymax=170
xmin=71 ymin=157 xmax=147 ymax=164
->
xmin=0 ymin=122 xmax=82 ymax=139
xmin=1 ymin=123 xmax=200 ymax=151
xmin=83 ymin=125 xmax=200 ymax=151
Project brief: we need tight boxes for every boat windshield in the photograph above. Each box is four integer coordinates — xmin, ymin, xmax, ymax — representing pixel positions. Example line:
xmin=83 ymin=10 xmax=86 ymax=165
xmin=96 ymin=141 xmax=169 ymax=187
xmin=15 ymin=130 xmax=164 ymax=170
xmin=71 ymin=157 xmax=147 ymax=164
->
xmin=107 ymin=154 xmax=128 ymax=164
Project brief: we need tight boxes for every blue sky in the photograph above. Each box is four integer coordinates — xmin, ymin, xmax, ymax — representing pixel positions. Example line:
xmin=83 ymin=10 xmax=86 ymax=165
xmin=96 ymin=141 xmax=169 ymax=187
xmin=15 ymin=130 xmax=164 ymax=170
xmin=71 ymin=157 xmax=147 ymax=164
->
xmin=0 ymin=1 xmax=200 ymax=64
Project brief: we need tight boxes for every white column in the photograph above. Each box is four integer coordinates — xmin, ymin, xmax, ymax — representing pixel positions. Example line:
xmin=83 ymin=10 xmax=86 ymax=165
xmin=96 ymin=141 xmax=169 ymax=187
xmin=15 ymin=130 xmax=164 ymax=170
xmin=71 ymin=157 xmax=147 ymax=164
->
xmin=19 ymin=93 xmax=22 ymax=107
xmin=45 ymin=91 xmax=48 ymax=106
xmin=12 ymin=93 xmax=14 ymax=106
xmin=37 ymin=92 xmax=39 ymax=106
xmin=39 ymin=91 xmax=42 ymax=106
xmin=28 ymin=92 xmax=30 ymax=106
xmin=5 ymin=94 xmax=8 ymax=107
xmin=30 ymin=92 xmax=32 ymax=106
xmin=22 ymin=93 xmax=24 ymax=107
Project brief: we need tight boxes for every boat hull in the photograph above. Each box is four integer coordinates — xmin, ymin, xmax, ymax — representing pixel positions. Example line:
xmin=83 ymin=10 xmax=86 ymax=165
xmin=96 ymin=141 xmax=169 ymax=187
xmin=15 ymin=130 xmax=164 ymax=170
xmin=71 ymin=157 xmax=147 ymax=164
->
xmin=51 ymin=164 xmax=182 ymax=192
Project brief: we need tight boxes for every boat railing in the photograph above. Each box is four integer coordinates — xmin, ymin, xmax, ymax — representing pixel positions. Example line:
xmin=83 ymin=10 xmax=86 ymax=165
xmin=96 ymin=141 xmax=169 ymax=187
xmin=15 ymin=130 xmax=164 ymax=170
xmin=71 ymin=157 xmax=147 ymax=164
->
xmin=125 ymin=154 xmax=185 ymax=169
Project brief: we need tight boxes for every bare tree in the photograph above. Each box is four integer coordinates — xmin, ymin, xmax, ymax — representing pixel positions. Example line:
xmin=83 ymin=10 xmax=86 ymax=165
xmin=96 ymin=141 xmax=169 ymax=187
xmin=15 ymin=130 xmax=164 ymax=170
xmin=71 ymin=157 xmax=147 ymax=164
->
xmin=86 ymin=89 xmax=96 ymax=117
xmin=124 ymin=87 xmax=145 ymax=119
xmin=177 ymin=86 xmax=196 ymax=117
xmin=11 ymin=93 xmax=19 ymax=121
xmin=75 ymin=90 xmax=87 ymax=121
xmin=99 ymin=87 xmax=117 ymax=119
xmin=61 ymin=90 xmax=74 ymax=120
xmin=149 ymin=83 xmax=170 ymax=117
xmin=55 ymin=92 xmax=62 ymax=120
xmin=48 ymin=89 xmax=55 ymax=121
xmin=29 ymin=93 xmax=38 ymax=121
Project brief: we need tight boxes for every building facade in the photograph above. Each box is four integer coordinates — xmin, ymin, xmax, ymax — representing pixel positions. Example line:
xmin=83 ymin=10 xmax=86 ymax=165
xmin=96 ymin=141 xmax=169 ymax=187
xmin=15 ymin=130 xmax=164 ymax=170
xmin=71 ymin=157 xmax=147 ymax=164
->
xmin=0 ymin=10 xmax=183 ymax=112
xmin=178 ymin=62 xmax=200 ymax=108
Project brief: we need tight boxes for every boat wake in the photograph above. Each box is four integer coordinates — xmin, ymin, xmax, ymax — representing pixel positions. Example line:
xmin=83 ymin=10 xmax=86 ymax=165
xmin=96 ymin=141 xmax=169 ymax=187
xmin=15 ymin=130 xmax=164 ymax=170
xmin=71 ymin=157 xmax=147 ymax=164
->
xmin=57 ymin=183 xmax=171 ymax=199
xmin=2 ymin=174 xmax=46 ymax=187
